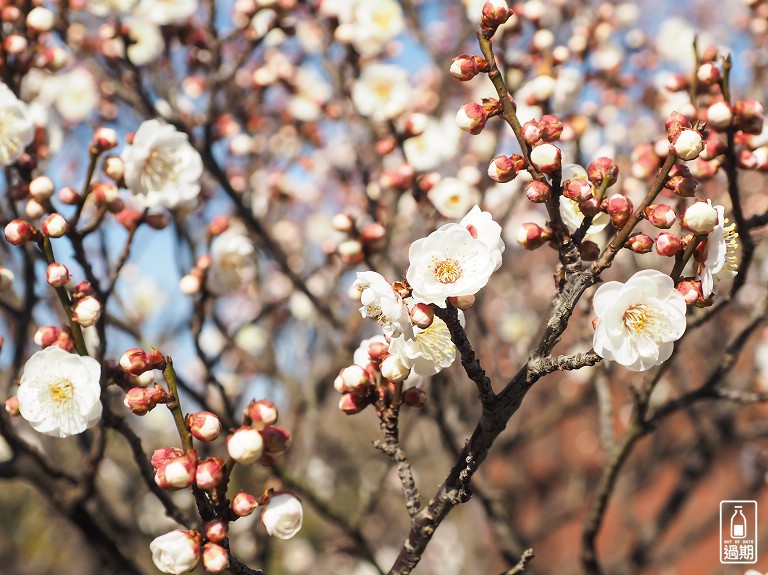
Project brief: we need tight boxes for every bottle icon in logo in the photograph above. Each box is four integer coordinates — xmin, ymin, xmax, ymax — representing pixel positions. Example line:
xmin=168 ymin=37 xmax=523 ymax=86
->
xmin=731 ymin=505 xmax=748 ymax=539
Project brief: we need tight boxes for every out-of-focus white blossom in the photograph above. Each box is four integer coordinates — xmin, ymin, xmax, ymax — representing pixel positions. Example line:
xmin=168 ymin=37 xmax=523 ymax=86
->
xmin=352 ymin=64 xmax=411 ymax=121
xmin=0 ymin=83 xmax=34 ymax=166
xmin=428 ymin=177 xmax=480 ymax=219
xmin=207 ymin=229 xmax=257 ymax=295
xmin=136 ymin=0 xmax=197 ymax=25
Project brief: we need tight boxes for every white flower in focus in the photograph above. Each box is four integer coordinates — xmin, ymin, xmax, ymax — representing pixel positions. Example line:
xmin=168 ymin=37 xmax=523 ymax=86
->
xmin=16 ymin=347 xmax=102 ymax=438
xmin=407 ymin=224 xmax=495 ymax=307
xmin=352 ymin=64 xmax=411 ymax=121
xmin=150 ymin=530 xmax=201 ymax=575
xmin=460 ymin=206 xmax=505 ymax=271
xmin=0 ymin=83 xmax=34 ymax=166
xmin=125 ymin=18 xmax=164 ymax=65
xmin=353 ymin=271 xmax=412 ymax=338
xmin=697 ymin=205 xmax=739 ymax=297
xmin=428 ymin=177 xmax=480 ymax=219
xmin=559 ymin=196 xmax=610 ymax=235
xmin=122 ymin=119 xmax=203 ymax=210
xmin=592 ymin=269 xmax=687 ymax=371
xmin=389 ymin=315 xmax=456 ymax=376
xmin=136 ymin=0 xmax=197 ymax=25
xmin=349 ymin=0 xmax=404 ymax=55
xmin=262 ymin=492 xmax=303 ymax=539
xmin=207 ymin=229 xmax=256 ymax=295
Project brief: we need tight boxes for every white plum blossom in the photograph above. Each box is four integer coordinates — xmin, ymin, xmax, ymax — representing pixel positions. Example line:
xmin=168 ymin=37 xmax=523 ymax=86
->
xmin=347 ymin=0 xmax=404 ymax=56
xmin=150 ymin=530 xmax=201 ymax=575
xmin=353 ymin=271 xmax=412 ymax=338
xmin=428 ymin=177 xmax=480 ymax=219
xmin=559 ymin=196 xmax=610 ymax=235
xmin=53 ymin=68 xmax=99 ymax=124
xmin=136 ymin=0 xmax=197 ymax=25
xmin=592 ymin=269 xmax=687 ymax=371
xmin=388 ymin=314 xmax=457 ymax=376
xmin=261 ymin=492 xmax=303 ymax=539
xmin=460 ymin=206 xmax=505 ymax=271
xmin=207 ymin=229 xmax=257 ymax=295
xmin=0 ymin=83 xmax=34 ymax=166
xmin=406 ymin=223 xmax=496 ymax=307
xmin=122 ymin=119 xmax=203 ymax=210
xmin=352 ymin=64 xmax=412 ymax=121
xmin=288 ymin=67 xmax=332 ymax=122
xmin=403 ymin=114 xmax=461 ymax=171
xmin=17 ymin=347 xmax=102 ymax=438
xmin=125 ymin=18 xmax=164 ymax=65
xmin=697 ymin=205 xmax=739 ymax=297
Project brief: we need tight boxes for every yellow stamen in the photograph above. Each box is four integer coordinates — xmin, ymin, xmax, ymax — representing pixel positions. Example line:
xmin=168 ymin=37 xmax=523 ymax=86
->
xmin=431 ymin=257 xmax=462 ymax=284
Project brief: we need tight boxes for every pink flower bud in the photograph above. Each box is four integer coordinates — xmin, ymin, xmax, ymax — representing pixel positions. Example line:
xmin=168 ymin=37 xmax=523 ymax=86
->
xmin=676 ymin=278 xmax=705 ymax=305
xmin=29 ymin=176 xmax=55 ymax=201
xmin=734 ymin=99 xmax=765 ymax=134
xmin=643 ymin=204 xmax=677 ymax=229
xmin=604 ymin=193 xmax=633 ymax=229
xmin=151 ymin=447 xmax=185 ymax=470
xmin=529 ymin=143 xmax=561 ymax=174
xmin=45 ymin=263 xmax=70 ymax=288
xmin=227 ymin=427 xmax=264 ymax=465
xmin=696 ymin=62 xmax=721 ymax=85
xmin=58 ymin=186 xmax=81 ymax=205
xmin=690 ymin=158 xmax=721 ymax=179
xmin=203 ymin=543 xmax=229 ymax=574
xmin=700 ymin=135 xmax=726 ymax=161
xmin=360 ymin=222 xmax=386 ymax=246
xmin=563 ymin=178 xmax=593 ymax=202
xmin=42 ymin=213 xmax=69 ymax=238
xmin=655 ymin=232 xmax=683 ymax=256
xmin=538 ymin=114 xmax=564 ymax=142
xmin=665 ymin=173 xmax=699 ymax=197
xmin=34 ymin=325 xmax=60 ymax=347
xmin=155 ymin=451 xmax=198 ymax=490
xmin=450 ymin=54 xmax=479 ymax=81
xmin=706 ymin=101 xmax=733 ymax=131
xmin=243 ymin=398 xmax=277 ymax=431
xmin=403 ymin=387 xmax=428 ymax=408
xmin=380 ymin=355 xmax=410 ymax=384
xmin=481 ymin=0 xmax=514 ymax=36
xmin=186 ymin=411 xmax=222 ymax=442
xmin=91 ymin=127 xmax=118 ymax=153
xmin=487 ymin=155 xmax=518 ymax=183
xmin=448 ymin=294 xmax=476 ymax=310
xmin=120 ymin=348 xmax=151 ymax=376
xmin=196 ymin=457 xmax=225 ymax=490
xmin=103 ymin=156 xmax=125 ymax=181
xmin=521 ymin=120 xmax=542 ymax=145
xmin=516 ymin=222 xmax=551 ymax=250
xmin=672 ymin=129 xmax=704 ymax=160
xmin=338 ymin=391 xmax=370 ymax=415
xmin=665 ymin=111 xmax=692 ymax=140
xmin=578 ymin=197 xmax=601 ymax=217
xmin=204 ymin=520 xmax=227 ymax=543
xmin=683 ymin=200 xmax=718 ymax=233
xmin=456 ymin=102 xmax=488 ymax=134
xmin=5 ymin=219 xmax=38 ymax=245
xmin=334 ymin=365 xmax=372 ymax=393
xmin=232 ymin=491 xmax=259 ymax=517
xmin=587 ymin=157 xmax=619 ymax=187
xmin=260 ymin=425 xmax=292 ymax=457
xmin=663 ymin=73 xmax=688 ymax=92
xmin=5 ymin=395 xmax=19 ymax=416
xmin=525 ymin=180 xmax=551 ymax=203
xmin=410 ymin=302 xmax=434 ymax=329
xmin=124 ymin=387 xmax=158 ymax=415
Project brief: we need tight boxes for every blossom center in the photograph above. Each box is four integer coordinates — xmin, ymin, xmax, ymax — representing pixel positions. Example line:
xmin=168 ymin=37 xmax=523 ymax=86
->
xmin=622 ymin=303 xmax=668 ymax=341
xmin=49 ymin=379 xmax=75 ymax=404
xmin=143 ymin=149 xmax=180 ymax=191
xmin=431 ymin=257 xmax=462 ymax=284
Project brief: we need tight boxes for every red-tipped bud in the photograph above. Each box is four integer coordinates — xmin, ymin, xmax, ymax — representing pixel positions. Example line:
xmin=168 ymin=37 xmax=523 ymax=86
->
xmin=539 ymin=114 xmax=564 ymax=142
xmin=516 ymin=223 xmax=551 ymax=249
xmin=448 ymin=294 xmax=476 ymax=310
xmin=245 ymin=399 xmax=278 ymax=430
xmin=360 ymin=222 xmax=386 ymax=245
xmin=45 ymin=263 xmax=70 ymax=288
xmin=186 ymin=411 xmax=222 ymax=442
xmin=529 ymin=143 xmax=561 ymax=174
xmin=456 ymin=102 xmax=489 ymax=135
xmin=666 ymin=175 xmax=698 ymax=197
xmin=696 ymin=62 xmax=721 ymax=85
xmin=195 ymin=457 xmax=225 ymax=490
xmin=260 ymin=426 xmax=292 ymax=457
xmin=58 ymin=186 xmax=81 ymax=205
xmin=120 ymin=348 xmax=151 ymax=375
xmin=655 ymin=232 xmax=683 ymax=256
xmin=124 ymin=386 xmax=159 ymax=415
xmin=676 ymin=278 xmax=705 ymax=305
xmin=663 ymin=73 xmax=688 ymax=92
xmin=410 ymin=302 xmax=434 ymax=329
xmin=690 ymin=158 xmax=721 ymax=179
xmin=227 ymin=427 xmax=264 ymax=465
xmin=733 ymin=99 xmax=765 ymax=134
xmin=151 ymin=447 xmax=185 ymax=470
xmin=4 ymin=396 xmax=19 ymax=416
xmin=665 ymin=111 xmax=692 ymax=140
xmin=34 ymin=325 xmax=61 ymax=348
xmin=338 ymin=239 xmax=363 ymax=264
xmin=5 ymin=219 xmax=38 ymax=245
xmin=625 ymin=233 xmax=654 ymax=254
xmin=450 ymin=54 xmax=480 ymax=81
xmin=587 ymin=157 xmax=619 ymax=187
xmin=204 ymin=520 xmax=227 ymax=544
xmin=338 ymin=391 xmax=371 ymax=415
xmin=525 ymin=180 xmax=551 ymax=203
xmin=155 ymin=451 xmax=198 ymax=490
xmin=42 ymin=213 xmax=69 ymax=238
xmin=682 ymin=200 xmax=718 ymax=233
xmin=578 ymin=197 xmax=601 ymax=218
xmin=367 ymin=341 xmax=390 ymax=361
xmin=91 ymin=181 xmax=119 ymax=205
xmin=521 ymin=120 xmax=542 ymax=145
xmin=334 ymin=365 xmax=372 ymax=393
xmin=481 ymin=0 xmax=514 ymax=37
xmin=202 ymin=543 xmax=229 ymax=574
xmin=403 ymin=387 xmax=428 ymax=408
xmin=29 ymin=176 xmax=54 ymax=201
xmin=603 ymin=193 xmax=633 ymax=229
xmin=644 ymin=204 xmax=677 ymax=229
xmin=232 ymin=491 xmax=259 ymax=517
xmin=487 ymin=155 xmax=518 ymax=183
xmin=563 ymin=178 xmax=593 ymax=202
xmin=91 ymin=127 xmax=118 ymax=153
